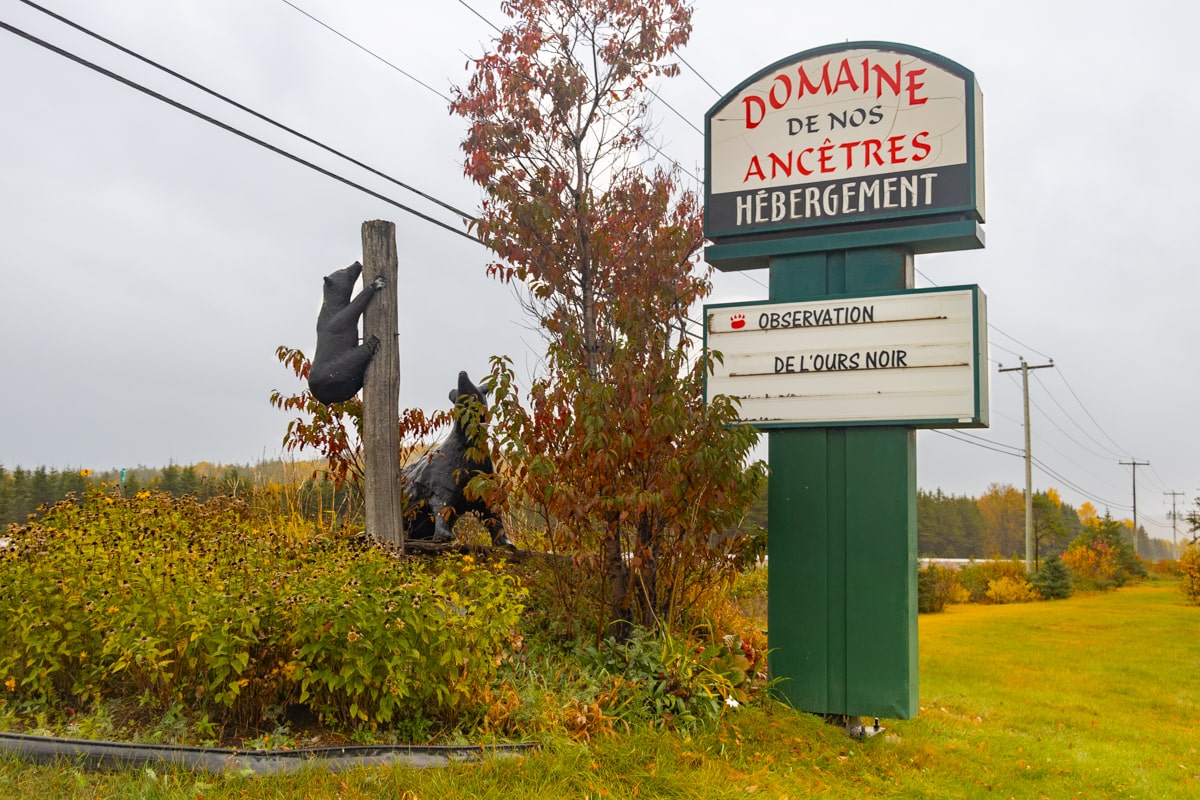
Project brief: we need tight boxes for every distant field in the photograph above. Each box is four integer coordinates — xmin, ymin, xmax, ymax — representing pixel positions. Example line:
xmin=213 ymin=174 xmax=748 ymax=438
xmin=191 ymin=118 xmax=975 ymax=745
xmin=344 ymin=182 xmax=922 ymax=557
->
xmin=2 ymin=582 xmax=1196 ymax=798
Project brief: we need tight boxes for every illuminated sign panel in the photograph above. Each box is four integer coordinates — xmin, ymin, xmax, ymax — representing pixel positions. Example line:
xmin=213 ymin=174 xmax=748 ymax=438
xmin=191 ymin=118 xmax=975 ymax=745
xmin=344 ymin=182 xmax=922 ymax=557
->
xmin=705 ymin=286 xmax=988 ymax=427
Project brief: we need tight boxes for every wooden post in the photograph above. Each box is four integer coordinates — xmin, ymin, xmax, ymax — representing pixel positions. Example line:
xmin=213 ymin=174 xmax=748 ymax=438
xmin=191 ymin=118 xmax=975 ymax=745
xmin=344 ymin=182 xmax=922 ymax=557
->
xmin=360 ymin=220 xmax=403 ymax=548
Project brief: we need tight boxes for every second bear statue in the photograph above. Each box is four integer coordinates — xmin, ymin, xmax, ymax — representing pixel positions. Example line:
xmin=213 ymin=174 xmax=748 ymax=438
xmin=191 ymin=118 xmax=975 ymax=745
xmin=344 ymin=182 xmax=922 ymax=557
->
xmin=308 ymin=262 xmax=385 ymax=405
xmin=403 ymin=371 xmax=512 ymax=547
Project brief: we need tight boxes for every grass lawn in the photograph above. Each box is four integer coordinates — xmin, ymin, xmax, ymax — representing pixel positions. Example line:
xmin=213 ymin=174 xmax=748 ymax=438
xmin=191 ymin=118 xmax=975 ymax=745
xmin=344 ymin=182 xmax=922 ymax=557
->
xmin=2 ymin=582 xmax=1196 ymax=798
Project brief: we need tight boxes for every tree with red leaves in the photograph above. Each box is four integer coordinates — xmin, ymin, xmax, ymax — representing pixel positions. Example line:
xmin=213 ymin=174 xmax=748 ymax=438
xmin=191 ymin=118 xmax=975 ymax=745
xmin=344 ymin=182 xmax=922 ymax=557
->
xmin=452 ymin=0 xmax=764 ymax=638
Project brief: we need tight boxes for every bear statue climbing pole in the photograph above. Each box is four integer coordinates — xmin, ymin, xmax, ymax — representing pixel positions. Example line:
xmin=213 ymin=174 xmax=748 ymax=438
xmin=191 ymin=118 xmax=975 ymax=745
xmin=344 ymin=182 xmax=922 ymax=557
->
xmin=702 ymin=42 xmax=988 ymax=732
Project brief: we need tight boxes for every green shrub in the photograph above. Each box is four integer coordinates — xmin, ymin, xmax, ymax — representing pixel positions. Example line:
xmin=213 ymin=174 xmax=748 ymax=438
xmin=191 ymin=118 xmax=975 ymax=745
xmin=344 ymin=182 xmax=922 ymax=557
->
xmin=579 ymin=625 xmax=763 ymax=730
xmin=1031 ymin=554 xmax=1073 ymax=600
xmin=918 ymin=564 xmax=967 ymax=613
xmin=0 ymin=488 xmax=526 ymax=731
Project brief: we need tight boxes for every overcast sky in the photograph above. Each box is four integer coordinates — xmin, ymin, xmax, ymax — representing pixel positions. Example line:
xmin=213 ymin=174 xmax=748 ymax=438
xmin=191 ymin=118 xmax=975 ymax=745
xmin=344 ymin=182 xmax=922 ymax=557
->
xmin=1 ymin=0 xmax=1196 ymax=542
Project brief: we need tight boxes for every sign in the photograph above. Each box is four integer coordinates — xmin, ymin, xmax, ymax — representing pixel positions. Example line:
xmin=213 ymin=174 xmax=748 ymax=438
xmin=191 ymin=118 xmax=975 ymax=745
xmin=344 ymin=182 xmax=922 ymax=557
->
xmin=705 ymin=42 xmax=984 ymax=247
xmin=705 ymin=285 xmax=988 ymax=427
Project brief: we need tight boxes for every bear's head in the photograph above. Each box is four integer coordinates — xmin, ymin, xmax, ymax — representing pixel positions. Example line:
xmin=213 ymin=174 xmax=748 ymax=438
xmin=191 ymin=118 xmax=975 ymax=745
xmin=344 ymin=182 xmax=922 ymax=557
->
xmin=449 ymin=371 xmax=490 ymax=438
xmin=322 ymin=262 xmax=363 ymax=304
xmin=449 ymin=370 xmax=487 ymax=410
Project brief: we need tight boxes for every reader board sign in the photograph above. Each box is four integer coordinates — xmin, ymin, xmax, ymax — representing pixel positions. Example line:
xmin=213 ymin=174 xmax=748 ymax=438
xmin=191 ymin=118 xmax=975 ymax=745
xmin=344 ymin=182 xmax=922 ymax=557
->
xmin=705 ymin=42 xmax=984 ymax=243
xmin=704 ymin=286 xmax=988 ymax=428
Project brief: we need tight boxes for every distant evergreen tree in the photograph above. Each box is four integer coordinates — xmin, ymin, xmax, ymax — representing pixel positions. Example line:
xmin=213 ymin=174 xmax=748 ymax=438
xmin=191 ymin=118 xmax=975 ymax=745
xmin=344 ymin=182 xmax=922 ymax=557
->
xmin=1031 ymin=554 xmax=1073 ymax=600
xmin=0 ymin=465 xmax=10 ymax=523
xmin=918 ymin=489 xmax=986 ymax=557
xmin=178 ymin=465 xmax=200 ymax=497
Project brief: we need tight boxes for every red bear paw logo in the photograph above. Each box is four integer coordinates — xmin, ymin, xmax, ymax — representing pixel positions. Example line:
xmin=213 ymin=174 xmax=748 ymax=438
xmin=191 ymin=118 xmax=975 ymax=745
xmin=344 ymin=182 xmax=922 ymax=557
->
xmin=730 ymin=313 xmax=746 ymax=330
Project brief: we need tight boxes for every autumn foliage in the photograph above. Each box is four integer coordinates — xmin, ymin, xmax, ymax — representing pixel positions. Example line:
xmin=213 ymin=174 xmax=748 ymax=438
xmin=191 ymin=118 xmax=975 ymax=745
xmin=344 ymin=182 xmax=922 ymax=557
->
xmin=452 ymin=0 xmax=764 ymax=638
xmin=269 ymin=345 xmax=451 ymax=506
xmin=1061 ymin=510 xmax=1144 ymax=591
xmin=1177 ymin=546 xmax=1200 ymax=604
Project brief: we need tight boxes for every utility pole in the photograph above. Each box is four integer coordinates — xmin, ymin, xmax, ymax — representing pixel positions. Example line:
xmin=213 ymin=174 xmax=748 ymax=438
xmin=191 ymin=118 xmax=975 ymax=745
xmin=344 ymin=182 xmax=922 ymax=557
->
xmin=1165 ymin=491 xmax=1184 ymax=559
xmin=998 ymin=358 xmax=1055 ymax=571
xmin=1119 ymin=459 xmax=1149 ymax=557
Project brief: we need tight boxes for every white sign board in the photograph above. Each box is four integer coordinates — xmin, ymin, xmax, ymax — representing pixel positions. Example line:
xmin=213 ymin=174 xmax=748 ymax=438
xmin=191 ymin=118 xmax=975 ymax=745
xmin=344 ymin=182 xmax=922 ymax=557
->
xmin=705 ymin=42 xmax=984 ymax=241
xmin=704 ymin=286 xmax=988 ymax=427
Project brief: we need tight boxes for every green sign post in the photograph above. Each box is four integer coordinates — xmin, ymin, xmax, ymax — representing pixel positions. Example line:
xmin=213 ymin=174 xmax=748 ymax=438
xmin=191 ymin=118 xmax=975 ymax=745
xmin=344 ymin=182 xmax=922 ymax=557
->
xmin=704 ymin=42 xmax=987 ymax=722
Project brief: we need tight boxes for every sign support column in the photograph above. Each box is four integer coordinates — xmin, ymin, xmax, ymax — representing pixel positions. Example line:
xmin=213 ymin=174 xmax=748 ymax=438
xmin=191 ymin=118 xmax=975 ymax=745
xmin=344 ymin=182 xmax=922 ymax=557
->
xmin=766 ymin=246 xmax=917 ymax=719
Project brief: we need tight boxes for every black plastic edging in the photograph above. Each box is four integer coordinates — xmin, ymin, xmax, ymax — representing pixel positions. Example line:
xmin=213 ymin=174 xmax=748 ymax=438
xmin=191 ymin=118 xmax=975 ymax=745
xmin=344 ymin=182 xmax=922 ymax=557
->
xmin=0 ymin=731 xmax=537 ymax=774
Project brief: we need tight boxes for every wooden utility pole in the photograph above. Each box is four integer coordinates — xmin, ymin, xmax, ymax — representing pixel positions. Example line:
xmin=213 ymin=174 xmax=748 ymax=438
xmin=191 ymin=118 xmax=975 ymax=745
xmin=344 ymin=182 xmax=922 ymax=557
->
xmin=998 ymin=358 xmax=1054 ymax=571
xmin=360 ymin=220 xmax=403 ymax=548
xmin=1165 ymin=490 xmax=1184 ymax=559
xmin=1119 ymin=459 xmax=1149 ymax=557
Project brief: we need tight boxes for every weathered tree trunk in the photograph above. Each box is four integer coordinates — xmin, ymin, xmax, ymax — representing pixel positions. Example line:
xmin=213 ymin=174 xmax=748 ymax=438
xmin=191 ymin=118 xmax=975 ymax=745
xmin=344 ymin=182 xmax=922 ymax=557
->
xmin=635 ymin=512 xmax=659 ymax=629
xmin=604 ymin=516 xmax=631 ymax=640
xmin=360 ymin=220 xmax=403 ymax=548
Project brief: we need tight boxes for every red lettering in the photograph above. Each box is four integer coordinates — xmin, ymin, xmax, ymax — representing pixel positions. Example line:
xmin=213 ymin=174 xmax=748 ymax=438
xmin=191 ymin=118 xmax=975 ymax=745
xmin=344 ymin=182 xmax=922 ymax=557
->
xmin=907 ymin=68 xmax=928 ymax=105
xmin=863 ymin=139 xmax=884 ymax=166
xmin=832 ymin=58 xmax=859 ymax=93
xmin=796 ymin=148 xmax=816 ymax=175
xmin=768 ymin=75 xmax=792 ymax=109
xmin=817 ymin=139 xmax=835 ymax=173
xmin=743 ymin=155 xmax=766 ymax=182
xmin=911 ymin=131 xmax=932 ymax=161
xmin=873 ymin=61 xmax=901 ymax=98
xmin=839 ymin=141 xmax=857 ymax=169
xmin=888 ymin=134 xmax=907 ymax=164
xmin=768 ymin=152 xmax=792 ymax=178
xmin=743 ymin=95 xmax=766 ymax=129
xmin=797 ymin=62 xmax=832 ymax=96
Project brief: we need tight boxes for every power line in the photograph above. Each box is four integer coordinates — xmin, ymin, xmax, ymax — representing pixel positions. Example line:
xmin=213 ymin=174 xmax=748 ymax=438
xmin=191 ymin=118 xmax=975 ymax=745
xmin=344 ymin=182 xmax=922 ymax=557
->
xmin=677 ymin=51 xmax=722 ymax=96
xmin=1053 ymin=366 xmax=1133 ymax=459
xmin=1029 ymin=456 xmax=1131 ymax=512
xmin=987 ymin=325 xmax=1054 ymax=362
xmin=0 ymin=18 xmax=482 ymax=245
xmin=1030 ymin=372 xmax=1125 ymax=459
xmin=278 ymin=0 xmax=453 ymax=103
xmin=989 ymin=339 xmax=1025 ymax=360
xmin=914 ymin=269 xmax=1051 ymax=368
xmin=942 ymin=429 xmax=1025 ymax=457
xmin=18 ymin=0 xmax=478 ymax=224
xmin=1026 ymin=388 xmax=1124 ymax=463
xmin=930 ymin=429 xmax=1024 ymax=459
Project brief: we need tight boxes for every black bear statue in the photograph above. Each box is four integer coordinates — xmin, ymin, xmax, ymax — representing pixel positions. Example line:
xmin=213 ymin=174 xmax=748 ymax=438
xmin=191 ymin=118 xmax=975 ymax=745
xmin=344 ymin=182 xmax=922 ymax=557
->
xmin=308 ymin=262 xmax=385 ymax=405
xmin=403 ymin=371 xmax=512 ymax=547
